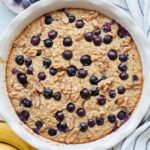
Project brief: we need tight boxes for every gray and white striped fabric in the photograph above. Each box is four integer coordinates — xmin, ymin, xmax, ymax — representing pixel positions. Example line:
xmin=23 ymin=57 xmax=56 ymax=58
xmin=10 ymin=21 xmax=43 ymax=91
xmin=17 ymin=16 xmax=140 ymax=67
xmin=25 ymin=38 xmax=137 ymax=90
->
xmin=107 ymin=0 xmax=150 ymax=150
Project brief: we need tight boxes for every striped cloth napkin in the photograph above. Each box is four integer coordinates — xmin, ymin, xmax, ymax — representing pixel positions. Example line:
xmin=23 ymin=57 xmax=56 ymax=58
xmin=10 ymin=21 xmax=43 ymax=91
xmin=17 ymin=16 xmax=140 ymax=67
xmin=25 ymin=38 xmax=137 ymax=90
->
xmin=108 ymin=0 xmax=150 ymax=150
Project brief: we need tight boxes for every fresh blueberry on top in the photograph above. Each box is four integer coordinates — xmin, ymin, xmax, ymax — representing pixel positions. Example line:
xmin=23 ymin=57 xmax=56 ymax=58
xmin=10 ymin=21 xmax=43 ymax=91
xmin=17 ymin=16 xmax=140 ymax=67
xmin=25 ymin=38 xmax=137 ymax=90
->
xmin=107 ymin=49 xmax=118 ymax=60
xmin=79 ymin=122 xmax=88 ymax=132
xmin=67 ymin=66 xmax=77 ymax=77
xmin=97 ymin=95 xmax=106 ymax=106
xmin=93 ymin=36 xmax=102 ymax=46
xmin=66 ymin=14 xmax=76 ymax=23
xmin=84 ymin=32 xmax=93 ymax=42
xmin=38 ymin=72 xmax=46 ymax=81
xmin=90 ymin=76 xmax=99 ymax=85
xmin=62 ymin=50 xmax=73 ymax=60
xmin=77 ymin=69 xmax=88 ymax=78
xmin=48 ymin=128 xmax=57 ymax=136
xmin=87 ymin=119 xmax=96 ymax=128
xmin=80 ymin=55 xmax=92 ymax=66
xmin=17 ymin=73 xmax=27 ymax=85
xmin=117 ymin=111 xmax=126 ymax=120
xmin=25 ymin=58 xmax=32 ymax=66
xmin=12 ymin=68 xmax=19 ymax=75
xmin=66 ymin=103 xmax=76 ymax=112
xmin=90 ymin=87 xmax=99 ymax=96
xmin=15 ymin=55 xmax=24 ymax=65
xmin=117 ymin=27 xmax=129 ymax=38
xmin=96 ymin=117 xmax=104 ymax=126
xmin=102 ymin=23 xmax=111 ymax=33
xmin=118 ymin=86 xmax=126 ymax=94
xmin=80 ymin=88 xmax=91 ymax=99
xmin=20 ymin=98 xmax=32 ymax=108
xmin=45 ymin=15 xmax=53 ymax=25
xmin=119 ymin=54 xmax=128 ymax=62
xmin=48 ymin=30 xmax=58 ymax=40
xmin=17 ymin=110 xmax=30 ymax=122
xmin=49 ymin=68 xmax=57 ymax=76
xmin=108 ymin=114 xmax=116 ymax=123
xmin=103 ymin=35 xmax=113 ymax=44
xmin=43 ymin=58 xmax=52 ymax=68
xmin=76 ymin=108 xmax=86 ymax=117
xmin=93 ymin=28 xmax=101 ymax=36
xmin=63 ymin=37 xmax=73 ymax=47
xmin=44 ymin=39 xmax=53 ymax=48
xmin=57 ymin=122 xmax=68 ymax=132
xmin=132 ymin=75 xmax=139 ymax=82
xmin=31 ymin=35 xmax=40 ymax=46
xmin=55 ymin=111 xmax=64 ymax=121
xmin=43 ymin=88 xmax=53 ymax=99
xmin=22 ymin=0 xmax=30 ymax=9
xmin=53 ymin=92 xmax=61 ymax=101
xmin=75 ymin=19 xmax=84 ymax=28
xmin=119 ymin=72 xmax=129 ymax=80
xmin=109 ymin=90 xmax=116 ymax=99
xmin=27 ymin=67 xmax=33 ymax=75
xmin=35 ymin=120 xmax=43 ymax=129
xmin=118 ymin=63 xmax=127 ymax=72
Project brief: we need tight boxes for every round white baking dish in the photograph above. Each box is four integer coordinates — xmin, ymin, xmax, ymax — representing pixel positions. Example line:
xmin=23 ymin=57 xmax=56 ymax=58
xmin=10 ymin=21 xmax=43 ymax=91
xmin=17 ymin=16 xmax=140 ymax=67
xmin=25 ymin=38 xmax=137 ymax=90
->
xmin=0 ymin=0 xmax=150 ymax=150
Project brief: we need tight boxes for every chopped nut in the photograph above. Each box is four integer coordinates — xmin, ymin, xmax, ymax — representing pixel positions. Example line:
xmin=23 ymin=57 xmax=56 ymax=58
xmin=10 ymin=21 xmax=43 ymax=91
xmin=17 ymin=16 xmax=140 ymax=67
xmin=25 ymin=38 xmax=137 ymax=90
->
xmin=83 ymin=11 xmax=99 ymax=21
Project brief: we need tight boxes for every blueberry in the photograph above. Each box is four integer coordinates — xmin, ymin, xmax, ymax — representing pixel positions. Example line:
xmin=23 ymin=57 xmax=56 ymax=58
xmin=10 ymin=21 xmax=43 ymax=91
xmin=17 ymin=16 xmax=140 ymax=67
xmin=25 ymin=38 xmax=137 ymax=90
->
xmin=36 ymin=50 xmax=42 ymax=56
xmin=102 ymin=23 xmax=111 ymax=33
xmin=66 ymin=103 xmax=75 ymax=112
xmin=30 ymin=0 xmax=39 ymax=3
xmin=117 ymin=27 xmax=129 ymax=38
xmin=132 ymin=75 xmax=138 ymax=82
xmin=118 ymin=63 xmax=127 ymax=72
xmin=31 ymin=35 xmax=40 ymax=46
xmin=66 ymin=14 xmax=76 ymax=23
xmin=48 ymin=128 xmax=57 ymax=136
xmin=90 ymin=76 xmax=99 ymax=85
xmin=84 ymin=32 xmax=93 ymax=42
xmin=75 ymin=20 xmax=84 ymax=28
xmin=79 ymin=122 xmax=88 ymax=132
xmin=45 ymin=15 xmax=53 ymax=25
xmin=48 ymin=30 xmax=58 ymax=40
xmin=27 ymin=67 xmax=33 ymax=75
xmin=53 ymin=92 xmax=61 ymax=101
xmin=119 ymin=54 xmax=128 ymax=62
xmin=118 ymin=86 xmax=126 ymax=94
xmin=87 ymin=119 xmax=96 ymax=128
xmin=35 ymin=120 xmax=43 ymax=129
xmin=17 ymin=110 xmax=30 ymax=122
xmin=63 ymin=37 xmax=73 ymax=47
xmin=119 ymin=72 xmax=129 ymax=80
xmin=22 ymin=0 xmax=30 ymax=9
xmin=109 ymin=90 xmax=116 ymax=98
xmin=67 ymin=66 xmax=77 ymax=77
xmin=91 ymin=87 xmax=99 ymax=96
xmin=12 ymin=68 xmax=19 ymax=75
xmin=15 ymin=55 xmax=24 ymax=65
xmin=97 ymin=95 xmax=106 ymax=106
xmin=55 ymin=111 xmax=64 ymax=121
xmin=62 ymin=50 xmax=73 ymax=60
xmin=77 ymin=69 xmax=88 ymax=78
xmin=57 ymin=122 xmax=68 ymax=132
xmin=25 ymin=58 xmax=32 ymax=66
xmin=43 ymin=88 xmax=53 ymax=99
xmin=49 ymin=68 xmax=57 ymax=76
xmin=43 ymin=58 xmax=52 ymax=68
xmin=76 ymin=108 xmax=86 ymax=117
xmin=17 ymin=73 xmax=27 ymax=85
xmin=44 ymin=39 xmax=53 ymax=48
xmin=107 ymin=49 xmax=118 ymax=60
xmin=80 ymin=88 xmax=90 ymax=99
xmin=38 ymin=72 xmax=46 ymax=81
xmin=20 ymin=98 xmax=32 ymax=108
xmin=13 ymin=0 xmax=22 ymax=3
xmin=108 ymin=114 xmax=116 ymax=123
xmin=103 ymin=35 xmax=113 ymax=44
xmin=93 ymin=28 xmax=101 ymax=36
xmin=117 ymin=111 xmax=126 ymax=120
xmin=93 ymin=36 xmax=102 ymax=46
xmin=96 ymin=117 xmax=104 ymax=126
xmin=80 ymin=55 xmax=92 ymax=66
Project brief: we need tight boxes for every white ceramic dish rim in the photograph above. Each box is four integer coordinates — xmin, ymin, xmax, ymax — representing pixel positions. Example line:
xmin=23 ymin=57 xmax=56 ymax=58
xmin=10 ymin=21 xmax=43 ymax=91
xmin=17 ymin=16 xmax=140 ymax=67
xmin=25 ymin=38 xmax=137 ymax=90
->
xmin=0 ymin=0 xmax=150 ymax=150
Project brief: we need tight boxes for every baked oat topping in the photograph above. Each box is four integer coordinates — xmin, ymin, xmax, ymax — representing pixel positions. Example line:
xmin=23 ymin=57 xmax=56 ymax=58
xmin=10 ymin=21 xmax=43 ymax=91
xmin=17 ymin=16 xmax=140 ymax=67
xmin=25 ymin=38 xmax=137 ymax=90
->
xmin=6 ymin=8 xmax=143 ymax=144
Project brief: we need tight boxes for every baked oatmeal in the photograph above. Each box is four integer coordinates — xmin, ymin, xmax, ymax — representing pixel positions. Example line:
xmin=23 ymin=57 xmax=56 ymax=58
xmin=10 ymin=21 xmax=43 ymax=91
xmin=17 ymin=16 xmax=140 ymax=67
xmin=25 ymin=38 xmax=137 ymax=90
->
xmin=6 ymin=8 xmax=143 ymax=144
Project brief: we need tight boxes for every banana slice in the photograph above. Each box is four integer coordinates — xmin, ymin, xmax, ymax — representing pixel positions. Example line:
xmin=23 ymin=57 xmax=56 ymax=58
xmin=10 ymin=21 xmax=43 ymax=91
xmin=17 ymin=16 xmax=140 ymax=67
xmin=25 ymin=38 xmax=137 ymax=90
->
xmin=0 ymin=143 xmax=17 ymax=150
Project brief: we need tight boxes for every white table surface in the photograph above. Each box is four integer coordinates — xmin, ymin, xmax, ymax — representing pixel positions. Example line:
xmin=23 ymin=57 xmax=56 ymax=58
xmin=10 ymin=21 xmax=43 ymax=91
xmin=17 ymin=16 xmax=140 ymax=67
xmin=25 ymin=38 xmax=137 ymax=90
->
xmin=0 ymin=0 xmax=16 ymax=120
